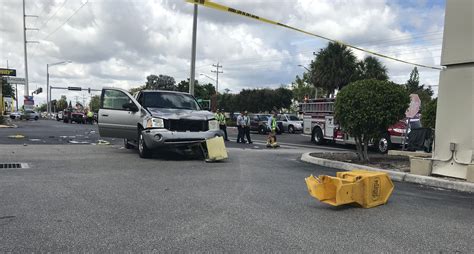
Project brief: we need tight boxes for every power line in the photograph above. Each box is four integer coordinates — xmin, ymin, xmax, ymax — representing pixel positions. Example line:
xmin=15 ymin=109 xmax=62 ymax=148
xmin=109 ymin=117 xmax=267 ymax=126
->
xmin=43 ymin=0 xmax=89 ymax=40
xmin=211 ymin=62 xmax=223 ymax=93
xmin=38 ymin=0 xmax=70 ymax=31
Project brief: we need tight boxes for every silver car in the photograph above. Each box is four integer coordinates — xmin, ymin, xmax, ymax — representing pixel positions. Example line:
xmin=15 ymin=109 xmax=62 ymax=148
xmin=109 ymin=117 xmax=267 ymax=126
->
xmin=98 ymin=88 xmax=222 ymax=158
xmin=22 ymin=110 xmax=40 ymax=120
xmin=277 ymin=114 xmax=303 ymax=133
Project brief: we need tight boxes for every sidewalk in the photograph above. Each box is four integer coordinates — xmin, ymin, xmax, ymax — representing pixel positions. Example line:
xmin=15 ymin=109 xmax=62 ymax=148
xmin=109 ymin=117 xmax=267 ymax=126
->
xmin=301 ymin=152 xmax=474 ymax=193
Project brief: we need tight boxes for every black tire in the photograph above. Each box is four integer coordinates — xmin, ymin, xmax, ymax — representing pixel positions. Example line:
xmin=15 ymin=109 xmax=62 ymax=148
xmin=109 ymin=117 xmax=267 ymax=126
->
xmin=258 ymin=125 xmax=267 ymax=135
xmin=34 ymin=116 xmax=39 ymax=121
xmin=312 ymin=127 xmax=325 ymax=145
xmin=288 ymin=125 xmax=295 ymax=134
xmin=376 ymin=134 xmax=391 ymax=154
xmin=124 ymin=139 xmax=134 ymax=149
xmin=138 ymin=130 xmax=152 ymax=158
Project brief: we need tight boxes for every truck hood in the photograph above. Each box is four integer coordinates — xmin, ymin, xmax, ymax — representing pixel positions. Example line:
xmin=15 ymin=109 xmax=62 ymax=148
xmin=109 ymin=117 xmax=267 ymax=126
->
xmin=146 ymin=107 xmax=214 ymax=120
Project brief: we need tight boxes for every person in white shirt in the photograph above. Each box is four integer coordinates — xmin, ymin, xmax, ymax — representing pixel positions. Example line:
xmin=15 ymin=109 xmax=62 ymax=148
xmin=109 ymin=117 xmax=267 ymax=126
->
xmin=243 ymin=111 xmax=252 ymax=144
xmin=236 ymin=112 xmax=246 ymax=143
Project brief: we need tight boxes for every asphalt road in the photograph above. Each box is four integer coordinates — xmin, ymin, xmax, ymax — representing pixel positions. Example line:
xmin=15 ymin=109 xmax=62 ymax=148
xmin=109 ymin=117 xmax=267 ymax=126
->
xmin=0 ymin=142 xmax=473 ymax=252
xmin=0 ymin=119 xmax=120 ymax=145
xmin=0 ymin=120 xmax=348 ymax=151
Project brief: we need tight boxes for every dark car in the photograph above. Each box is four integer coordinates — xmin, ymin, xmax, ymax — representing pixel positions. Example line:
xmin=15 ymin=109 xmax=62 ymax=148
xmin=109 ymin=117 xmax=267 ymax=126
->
xmin=63 ymin=109 xmax=86 ymax=124
xmin=249 ymin=114 xmax=270 ymax=134
xmin=249 ymin=114 xmax=283 ymax=134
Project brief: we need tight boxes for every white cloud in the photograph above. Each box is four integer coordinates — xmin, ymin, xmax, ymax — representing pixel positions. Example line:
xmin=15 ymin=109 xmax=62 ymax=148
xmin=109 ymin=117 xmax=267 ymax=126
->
xmin=0 ymin=0 xmax=445 ymax=107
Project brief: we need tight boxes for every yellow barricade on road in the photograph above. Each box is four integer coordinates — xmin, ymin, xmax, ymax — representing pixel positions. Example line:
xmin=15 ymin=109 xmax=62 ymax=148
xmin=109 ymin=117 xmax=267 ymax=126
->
xmin=203 ymin=136 xmax=228 ymax=162
xmin=305 ymin=170 xmax=394 ymax=208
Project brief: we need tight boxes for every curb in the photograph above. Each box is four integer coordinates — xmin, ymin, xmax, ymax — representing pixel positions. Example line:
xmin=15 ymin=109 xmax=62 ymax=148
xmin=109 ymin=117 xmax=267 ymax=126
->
xmin=301 ymin=152 xmax=474 ymax=193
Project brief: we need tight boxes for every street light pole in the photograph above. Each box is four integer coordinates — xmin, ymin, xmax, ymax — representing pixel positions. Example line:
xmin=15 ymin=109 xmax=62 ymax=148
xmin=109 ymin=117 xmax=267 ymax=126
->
xmin=46 ymin=64 xmax=49 ymax=114
xmin=189 ymin=4 xmax=198 ymax=96
xmin=47 ymin=61 xmax=71 ymax=115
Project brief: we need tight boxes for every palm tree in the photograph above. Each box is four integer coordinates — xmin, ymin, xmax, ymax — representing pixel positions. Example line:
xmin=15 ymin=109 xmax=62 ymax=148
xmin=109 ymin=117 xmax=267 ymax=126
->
xmin=309 ymin=42 xmax=357 ymax=97
xmin=355 ymin=56 xmax=389 ymax=81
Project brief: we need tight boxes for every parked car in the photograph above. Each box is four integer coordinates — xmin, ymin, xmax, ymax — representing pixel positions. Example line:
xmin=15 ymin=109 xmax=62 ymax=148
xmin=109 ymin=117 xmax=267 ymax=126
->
xmin=71 ymin=112 xmax=86 ymax=124
xmin=63 ymin=110 xmax=86 ymax=124
xmin=98 ymin=88 xmax=222 ymax=158
xmin=56 ymin=111 xmax=63 ymax=121
xmin=249 ymin=114 xmax=270 ymax=134
xmin=9 ymin=111 xmax=22 ymax=119
xmin=277 ymin=114 xmax=303 ymax=133
xmin=22 ymin=110 xmax=39 ymax=120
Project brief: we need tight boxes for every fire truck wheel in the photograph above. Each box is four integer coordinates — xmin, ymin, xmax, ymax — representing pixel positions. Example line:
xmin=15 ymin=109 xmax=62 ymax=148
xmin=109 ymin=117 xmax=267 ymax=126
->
xmin=312 ymin=127 xmax=325 ymax=145
xmin=376 ymin=134 xmax=391 ymax=153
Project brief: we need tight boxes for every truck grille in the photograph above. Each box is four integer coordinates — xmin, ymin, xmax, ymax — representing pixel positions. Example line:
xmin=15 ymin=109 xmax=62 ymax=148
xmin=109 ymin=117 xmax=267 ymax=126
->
xmin=166 ymin=120 xmax=208 ymax=132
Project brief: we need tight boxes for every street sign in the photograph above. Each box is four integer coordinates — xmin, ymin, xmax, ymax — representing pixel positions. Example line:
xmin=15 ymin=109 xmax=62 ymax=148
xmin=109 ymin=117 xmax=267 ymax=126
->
xmin=68 ymin=87 xmax=82 ymax=91
xmin=0 ymin=68 xmax=16 ymax=76
xmin=24 ymin=96 xmax=34 ymax=110
xmin=5 ymin=77 xmax=25 ymax=84
xmin=406 ymin=94 xmax=421 ymax=118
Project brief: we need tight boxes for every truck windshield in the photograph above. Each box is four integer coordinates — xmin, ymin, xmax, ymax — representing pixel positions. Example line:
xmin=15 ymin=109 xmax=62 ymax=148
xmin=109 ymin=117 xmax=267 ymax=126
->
xmin=143 ymin=92 xmax=201 ymax=110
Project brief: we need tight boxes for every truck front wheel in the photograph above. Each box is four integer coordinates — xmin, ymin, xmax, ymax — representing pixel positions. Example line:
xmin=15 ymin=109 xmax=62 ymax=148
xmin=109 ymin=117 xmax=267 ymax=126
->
xmin=138 ymin=131 xmax=152 ymax=158
xmin=312 ymin=127 xmax=325 ymax=145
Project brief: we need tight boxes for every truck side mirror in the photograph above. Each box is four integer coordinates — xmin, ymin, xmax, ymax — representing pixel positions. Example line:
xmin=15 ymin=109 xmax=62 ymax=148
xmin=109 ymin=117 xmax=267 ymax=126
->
xmin=122 ymin=102 xmax=138 ymax=112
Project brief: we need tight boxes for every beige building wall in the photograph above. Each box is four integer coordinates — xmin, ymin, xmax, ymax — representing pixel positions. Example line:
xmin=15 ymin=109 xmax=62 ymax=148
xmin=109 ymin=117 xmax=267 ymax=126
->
xmin=432 ymin=0 xmax=474 ymax=179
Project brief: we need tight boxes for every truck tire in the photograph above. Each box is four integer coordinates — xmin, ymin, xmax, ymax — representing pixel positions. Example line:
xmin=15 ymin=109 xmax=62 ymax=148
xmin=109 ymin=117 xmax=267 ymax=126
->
xmin=138 ymin=131 xmax=152 ymax=158
xmin=376 ymin=134 xmax=391 ymax=154
xmin=312 ymin=127 xmax=325 ymax=145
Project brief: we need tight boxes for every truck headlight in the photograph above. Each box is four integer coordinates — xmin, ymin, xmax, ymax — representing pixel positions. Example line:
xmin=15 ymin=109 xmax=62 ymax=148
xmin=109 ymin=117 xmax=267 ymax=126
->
xmin=146 ymin=118 xmax=164 ymax=128
xmin=208 ymin=120 xmax=219 ymax=130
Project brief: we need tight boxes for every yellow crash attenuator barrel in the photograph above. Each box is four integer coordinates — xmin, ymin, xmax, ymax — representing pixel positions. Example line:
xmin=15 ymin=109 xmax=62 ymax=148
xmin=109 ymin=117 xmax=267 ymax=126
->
xmin=305 ymin=170 xmax=394 ymax=208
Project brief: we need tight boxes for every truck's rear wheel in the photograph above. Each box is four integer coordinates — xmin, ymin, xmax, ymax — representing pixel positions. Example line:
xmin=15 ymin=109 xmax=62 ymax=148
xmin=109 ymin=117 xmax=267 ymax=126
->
xmin=312 ymin=127 xmax=325 ymax=145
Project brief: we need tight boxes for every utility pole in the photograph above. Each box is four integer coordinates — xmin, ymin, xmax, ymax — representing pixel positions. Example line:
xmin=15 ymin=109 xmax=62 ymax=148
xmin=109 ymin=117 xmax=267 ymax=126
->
xmin=211 ymin=62 xmax=223 ymax=94
xmin=22 ymin=0 xmax=28 ymax=95
xmin=189 ymin=4 xmax=198 ymax=96
xmin=22 ymin=0 xmax=39 ymax=95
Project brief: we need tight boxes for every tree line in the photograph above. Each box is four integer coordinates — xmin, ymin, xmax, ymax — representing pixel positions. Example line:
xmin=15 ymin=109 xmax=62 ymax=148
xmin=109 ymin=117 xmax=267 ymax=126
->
xmin=129 ymin=74 xmax=293 ymax=113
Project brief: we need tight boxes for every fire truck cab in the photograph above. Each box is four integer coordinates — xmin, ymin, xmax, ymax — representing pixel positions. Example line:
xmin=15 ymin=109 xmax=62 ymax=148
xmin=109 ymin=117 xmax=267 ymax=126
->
xmin=299 ymin=98 xmax=417 ymax=153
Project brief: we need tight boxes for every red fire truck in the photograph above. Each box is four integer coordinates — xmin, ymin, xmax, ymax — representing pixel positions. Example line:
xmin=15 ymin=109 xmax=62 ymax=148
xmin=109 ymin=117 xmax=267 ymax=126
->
xmin=299 ymin=98 xmax=421 ymax=153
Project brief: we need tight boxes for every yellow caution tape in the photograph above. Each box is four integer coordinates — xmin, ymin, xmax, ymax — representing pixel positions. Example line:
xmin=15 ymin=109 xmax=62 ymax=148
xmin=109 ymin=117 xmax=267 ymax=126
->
xmin=186 ymin=0 xmax=442 ymax=70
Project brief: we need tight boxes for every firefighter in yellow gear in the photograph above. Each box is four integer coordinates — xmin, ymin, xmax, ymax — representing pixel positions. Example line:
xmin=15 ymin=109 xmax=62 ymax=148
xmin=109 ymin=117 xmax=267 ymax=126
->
xmin=215 ymin=109 xmax=229 ymax=141
xmin=266 ymin=111 xmax=279 ymax=148
xmin=87 ymin=111 xmax=94 ymax=125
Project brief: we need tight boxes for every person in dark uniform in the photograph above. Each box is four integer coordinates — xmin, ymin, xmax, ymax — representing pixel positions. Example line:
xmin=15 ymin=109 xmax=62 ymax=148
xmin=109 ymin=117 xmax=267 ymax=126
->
xmin=243 ymin=111 xmax=252 ymax=144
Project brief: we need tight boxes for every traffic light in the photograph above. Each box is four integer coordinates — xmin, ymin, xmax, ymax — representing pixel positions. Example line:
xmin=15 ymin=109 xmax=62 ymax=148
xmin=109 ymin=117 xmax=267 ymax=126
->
xmin=88 ymin=87 xmax=91 ymax=93
xmin=32 ymin=87 xmax=43 ymax=95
